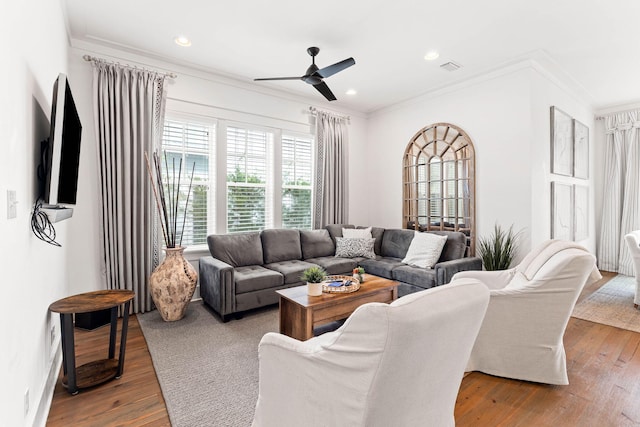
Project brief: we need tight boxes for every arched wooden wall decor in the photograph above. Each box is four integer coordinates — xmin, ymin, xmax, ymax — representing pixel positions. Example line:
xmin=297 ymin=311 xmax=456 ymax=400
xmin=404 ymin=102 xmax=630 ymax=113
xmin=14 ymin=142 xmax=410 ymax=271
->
xmin=402 ymin=123 xmax=476 ymax=256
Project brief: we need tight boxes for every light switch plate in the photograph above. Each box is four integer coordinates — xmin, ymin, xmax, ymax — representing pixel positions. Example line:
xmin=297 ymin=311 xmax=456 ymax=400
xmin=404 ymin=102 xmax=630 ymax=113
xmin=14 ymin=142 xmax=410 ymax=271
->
xmin=7 ymin=190 xmax=17 ymax=219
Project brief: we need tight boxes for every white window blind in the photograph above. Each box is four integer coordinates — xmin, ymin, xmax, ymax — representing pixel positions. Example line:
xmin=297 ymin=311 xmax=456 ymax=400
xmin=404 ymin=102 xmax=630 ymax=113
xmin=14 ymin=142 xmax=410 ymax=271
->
xmin=162 ymin=119 xmax=214 ymax=246
xmin=226 ymin=126 xmax=273 ymax=233
xmin=281 ymin=134 xmax=313 ymax=230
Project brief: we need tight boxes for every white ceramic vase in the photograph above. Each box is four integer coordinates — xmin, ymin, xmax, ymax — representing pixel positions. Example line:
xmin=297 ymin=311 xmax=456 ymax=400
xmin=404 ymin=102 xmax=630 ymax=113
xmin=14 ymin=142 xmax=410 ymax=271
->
xmin=307 ymin=282 xmax=323 ymax=296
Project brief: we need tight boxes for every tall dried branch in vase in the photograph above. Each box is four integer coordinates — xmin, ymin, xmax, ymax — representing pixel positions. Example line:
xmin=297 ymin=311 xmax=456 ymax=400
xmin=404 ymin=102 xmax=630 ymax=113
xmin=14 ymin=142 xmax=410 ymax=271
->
xmin=145 ymin=151 xmax=198 ymax=321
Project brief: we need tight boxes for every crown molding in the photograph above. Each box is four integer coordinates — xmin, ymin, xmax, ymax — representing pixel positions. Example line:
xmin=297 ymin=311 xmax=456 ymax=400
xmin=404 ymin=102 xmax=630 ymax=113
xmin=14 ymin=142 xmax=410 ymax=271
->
xmin=69 ymin=39 xmax=368 ymax=120
xmin=369 ymin=50 xmax=596 ymax=117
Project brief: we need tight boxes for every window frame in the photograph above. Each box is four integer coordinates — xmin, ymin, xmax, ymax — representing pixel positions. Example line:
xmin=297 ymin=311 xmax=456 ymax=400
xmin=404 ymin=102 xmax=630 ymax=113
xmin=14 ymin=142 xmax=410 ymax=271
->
xmin=161 ymin=114 xmax=315 ymax=249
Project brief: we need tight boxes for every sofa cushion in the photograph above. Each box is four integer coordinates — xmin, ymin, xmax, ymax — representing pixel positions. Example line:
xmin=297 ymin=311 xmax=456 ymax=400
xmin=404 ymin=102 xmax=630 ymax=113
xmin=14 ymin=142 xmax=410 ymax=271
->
xmin=428 ymin=230 xmax=468 ymax=262
xmin=300 ymin=229 xmax=335 ymax=259
xmin=359 ymin=257 xmax=405 ymax=278
xmin=392 ymin=265 xmax=437 ymax=289
xmin=207 ymin=232 xmax=263 ymax=267
xmin=234 ymin=265 xmax=284 ymax=294
xmin=380 ymin=229 xmax=415 ymax=259
xmin=264 ymin=260 xmax=318 ymax=284
xmin=401 ymin=231 xmax=448 ymax=269
xmin=335 ymin=237 xmax=376 ymax=259
xmin=306 ymin=256 xmax=357 ymax=275
xmin=261 ymin=229 xmax=302 ymax=264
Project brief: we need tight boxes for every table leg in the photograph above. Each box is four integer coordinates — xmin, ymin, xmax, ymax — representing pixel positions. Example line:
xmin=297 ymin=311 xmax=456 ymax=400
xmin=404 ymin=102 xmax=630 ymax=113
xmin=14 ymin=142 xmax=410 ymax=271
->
xmin=60 ymin=313 xmax=78 ymax=395
xmin=301 ymin=309 xmax=313 ymax=341
xmin=108 ymin=306 xmax=117 ymax=359
xmin=116 ymin=301 xmax=131 ymax=378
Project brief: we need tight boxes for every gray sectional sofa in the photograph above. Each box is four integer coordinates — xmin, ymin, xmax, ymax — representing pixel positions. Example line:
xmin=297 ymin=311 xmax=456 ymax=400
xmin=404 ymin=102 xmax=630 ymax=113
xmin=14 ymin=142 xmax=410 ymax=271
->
xmin=199 ymin=225 xmax=482 ymax=321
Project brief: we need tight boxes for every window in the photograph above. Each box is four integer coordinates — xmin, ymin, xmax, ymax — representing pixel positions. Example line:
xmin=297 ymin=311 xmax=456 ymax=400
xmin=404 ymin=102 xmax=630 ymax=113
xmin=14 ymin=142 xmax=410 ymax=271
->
xmin=281 ymin=135 xmax=313 ymax=229
xmin=226 ymin=126 xmax=272 ymax=233
xmin=161 ymin=116 xmax=314 ymax=245
xmin=162 ymin=119 xmax=214 ymax=246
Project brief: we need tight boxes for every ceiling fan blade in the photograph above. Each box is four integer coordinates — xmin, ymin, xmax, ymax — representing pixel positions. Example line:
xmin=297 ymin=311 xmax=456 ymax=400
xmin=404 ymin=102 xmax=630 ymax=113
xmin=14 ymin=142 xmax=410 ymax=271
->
xmin=313 ymin=81 xmax=337 ymax=101
xmin=315 ymin=57 xmax=355 ymax=79
xmin=254 ymin=76 xmax=303 ymax=81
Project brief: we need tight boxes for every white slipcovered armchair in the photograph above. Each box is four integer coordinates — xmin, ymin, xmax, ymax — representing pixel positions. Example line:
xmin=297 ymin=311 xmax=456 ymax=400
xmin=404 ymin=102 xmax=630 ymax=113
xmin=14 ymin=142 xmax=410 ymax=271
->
xmin=252 ymin=279 xmax=490 ymax=427
xmin=624 ymin=231 xmax=640 ymax=308
xmin=453 ymin=240 xmax=601 ymax=385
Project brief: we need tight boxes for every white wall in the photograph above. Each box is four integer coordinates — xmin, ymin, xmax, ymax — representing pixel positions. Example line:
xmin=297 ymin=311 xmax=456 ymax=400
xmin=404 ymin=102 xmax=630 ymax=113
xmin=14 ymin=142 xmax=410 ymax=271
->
xmin=367 ymin=64 xmax=534 ymax=258
xmin=0 ymin=1 xmax=69 ymax=426
xmin=366 ymin=59 xmax=595 ymax=259
xmin=65 ymin=43 xmax=369 ymax=296
xmin=530 ymin=65 xmax=596 ymax=253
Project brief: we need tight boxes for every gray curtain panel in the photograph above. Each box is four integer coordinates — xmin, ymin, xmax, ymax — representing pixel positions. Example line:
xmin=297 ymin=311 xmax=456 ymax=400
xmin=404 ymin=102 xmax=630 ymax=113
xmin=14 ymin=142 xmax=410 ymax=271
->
xmin=598 ymin=111 xmax=640 ymax=275
xmin=92 ymin=61 xmax=167 ymax=313
xmin=313 ymin=110 xmax=349 ymax=228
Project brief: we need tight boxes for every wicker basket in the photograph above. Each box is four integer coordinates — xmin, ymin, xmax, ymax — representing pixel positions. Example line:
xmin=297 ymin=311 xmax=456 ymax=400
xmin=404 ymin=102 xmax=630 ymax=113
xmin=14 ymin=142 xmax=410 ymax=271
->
xmin=322 ymin=275 xmax=361 ymax=293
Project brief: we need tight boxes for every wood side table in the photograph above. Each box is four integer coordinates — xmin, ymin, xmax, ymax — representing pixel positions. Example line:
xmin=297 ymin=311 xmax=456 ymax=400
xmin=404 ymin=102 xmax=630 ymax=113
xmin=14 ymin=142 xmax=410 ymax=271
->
xmin=49 ymin=290 xmax=135 ymax=395
xmin=276 ymin=275 xmax=398 ymax=341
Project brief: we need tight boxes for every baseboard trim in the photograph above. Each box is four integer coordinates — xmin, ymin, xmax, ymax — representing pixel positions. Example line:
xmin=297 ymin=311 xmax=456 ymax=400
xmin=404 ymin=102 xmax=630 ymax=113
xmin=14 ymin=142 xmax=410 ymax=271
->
xmin=32 ymin=346 xmax=61 ymax=427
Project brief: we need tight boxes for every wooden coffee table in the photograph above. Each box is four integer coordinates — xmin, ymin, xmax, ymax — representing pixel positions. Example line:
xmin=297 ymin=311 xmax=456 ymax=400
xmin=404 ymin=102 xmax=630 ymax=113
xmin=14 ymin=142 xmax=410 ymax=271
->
xmin=276 ymin=275 xmax=398 ymax=341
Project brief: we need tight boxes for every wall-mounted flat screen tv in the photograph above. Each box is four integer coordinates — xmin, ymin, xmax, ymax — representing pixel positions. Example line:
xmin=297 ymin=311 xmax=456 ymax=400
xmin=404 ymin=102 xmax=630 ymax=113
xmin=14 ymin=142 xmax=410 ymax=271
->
xmin=43 ymin=73 xmax=82 ymax=206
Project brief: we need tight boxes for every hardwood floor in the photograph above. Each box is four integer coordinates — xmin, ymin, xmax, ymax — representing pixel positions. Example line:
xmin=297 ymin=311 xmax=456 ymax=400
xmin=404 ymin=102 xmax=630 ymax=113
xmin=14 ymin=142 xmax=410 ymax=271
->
xmin=46 ymin=316 xmax=170 ymax=426
xmin=47 ymin=271 xmax=640 ymax=426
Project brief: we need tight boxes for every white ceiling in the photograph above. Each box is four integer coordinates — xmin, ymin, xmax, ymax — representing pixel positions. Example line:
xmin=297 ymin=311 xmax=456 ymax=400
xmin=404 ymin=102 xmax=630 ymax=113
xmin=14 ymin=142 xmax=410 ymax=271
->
xmin=63 ymin=0 xmax=640 ymax=113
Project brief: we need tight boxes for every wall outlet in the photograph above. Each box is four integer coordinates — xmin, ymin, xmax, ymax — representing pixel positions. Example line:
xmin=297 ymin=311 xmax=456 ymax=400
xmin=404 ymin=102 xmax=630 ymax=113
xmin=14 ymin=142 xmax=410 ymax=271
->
xmin=24 ymin=388 xmax=29 ymax=416
xmin=7 ymin=190 xmax=17 ymax=219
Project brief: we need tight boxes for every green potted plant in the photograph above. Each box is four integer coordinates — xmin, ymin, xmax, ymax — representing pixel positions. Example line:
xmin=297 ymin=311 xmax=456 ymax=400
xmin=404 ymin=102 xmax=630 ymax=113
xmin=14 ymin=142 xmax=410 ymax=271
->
xmin=477 ymin=224 xmax=521 ymax=271
xmin=301 ymin=266 xmax=327 ymax=296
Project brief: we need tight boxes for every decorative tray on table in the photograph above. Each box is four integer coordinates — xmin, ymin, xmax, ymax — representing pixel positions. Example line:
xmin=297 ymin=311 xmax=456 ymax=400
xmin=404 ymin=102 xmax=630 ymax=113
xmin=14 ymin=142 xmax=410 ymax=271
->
xmin=322 ymin=275 xmax=361 ymax=294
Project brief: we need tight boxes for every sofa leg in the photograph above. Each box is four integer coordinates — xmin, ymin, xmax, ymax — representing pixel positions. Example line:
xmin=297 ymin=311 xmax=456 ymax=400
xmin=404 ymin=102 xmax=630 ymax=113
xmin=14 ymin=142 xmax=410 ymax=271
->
xmin=635 ymin=304 xmax=638 ymax=310
xmin=221 ymin=313 xmax=231 ymax=323
xmin=234 ymin=312 xmax=244 ymax=320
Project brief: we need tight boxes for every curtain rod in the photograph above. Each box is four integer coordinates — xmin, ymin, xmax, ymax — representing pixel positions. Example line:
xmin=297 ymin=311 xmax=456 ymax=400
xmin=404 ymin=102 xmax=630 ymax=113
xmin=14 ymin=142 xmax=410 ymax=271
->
xmin=309 ymin=106 xmax=350 ymax=122
xmin=82 ymin=54 xmax=177 ymax=79
xmin=595 ymin=106 xmax=640 ymax=120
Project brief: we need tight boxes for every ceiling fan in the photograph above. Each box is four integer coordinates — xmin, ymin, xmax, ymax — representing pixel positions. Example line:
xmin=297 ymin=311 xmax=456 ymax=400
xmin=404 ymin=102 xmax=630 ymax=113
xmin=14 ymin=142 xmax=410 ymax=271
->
xmin=254 ymin=47 xmax=355 ymax=101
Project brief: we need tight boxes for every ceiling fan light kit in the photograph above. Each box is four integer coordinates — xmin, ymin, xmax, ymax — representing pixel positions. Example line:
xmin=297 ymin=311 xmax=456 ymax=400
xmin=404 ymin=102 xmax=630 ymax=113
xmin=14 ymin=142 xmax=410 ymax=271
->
xmin=254 ymin=47 xmax=355 ymax=101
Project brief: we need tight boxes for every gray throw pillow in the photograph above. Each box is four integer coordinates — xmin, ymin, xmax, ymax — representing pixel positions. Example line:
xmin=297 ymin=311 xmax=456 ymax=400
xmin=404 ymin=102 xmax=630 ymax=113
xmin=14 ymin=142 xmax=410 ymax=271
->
xmin=334 ymin=237 xmax=376 ymax=259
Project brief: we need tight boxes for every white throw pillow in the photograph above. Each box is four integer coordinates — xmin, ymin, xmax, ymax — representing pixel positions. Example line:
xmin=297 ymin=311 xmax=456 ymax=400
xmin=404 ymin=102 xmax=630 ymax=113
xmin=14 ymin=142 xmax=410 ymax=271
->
xmin=342 ymin=227 xmax=372 ymax=239
xmin=401 ymin=231 xmax=448 ymax=269
xmin=335 ymin=237 xmax=376 ymax=259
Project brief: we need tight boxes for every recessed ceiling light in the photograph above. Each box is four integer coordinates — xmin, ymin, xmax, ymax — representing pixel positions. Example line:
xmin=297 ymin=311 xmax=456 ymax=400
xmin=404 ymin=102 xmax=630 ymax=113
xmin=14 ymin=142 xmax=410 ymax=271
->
xmin=174 ymin=35 xmax=192 ymax=47
xmin=346 ymin=89 xmax=357 ymax=96
xmin=424 ymin=51 xmax=440 ymax=61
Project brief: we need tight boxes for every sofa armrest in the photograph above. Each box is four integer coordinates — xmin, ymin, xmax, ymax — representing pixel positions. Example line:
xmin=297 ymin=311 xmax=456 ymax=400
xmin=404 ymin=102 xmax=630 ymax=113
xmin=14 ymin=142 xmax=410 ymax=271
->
xmin=434 ymin=257 xmax=482 ymax=286
xmin=199 ymin=256 xmax=235 ymax=318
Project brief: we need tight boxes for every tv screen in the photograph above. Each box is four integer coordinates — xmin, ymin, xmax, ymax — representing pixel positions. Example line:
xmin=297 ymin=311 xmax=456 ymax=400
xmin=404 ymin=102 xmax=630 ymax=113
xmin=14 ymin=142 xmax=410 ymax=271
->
xmin=44 ymin=73 xmax=82 ymax=206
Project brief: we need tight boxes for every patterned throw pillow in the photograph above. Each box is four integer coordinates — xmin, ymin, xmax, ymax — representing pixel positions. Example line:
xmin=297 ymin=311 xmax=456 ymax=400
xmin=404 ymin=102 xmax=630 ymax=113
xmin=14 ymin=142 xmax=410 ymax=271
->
xmin=334 ymin=237 xmax=376 ymax=259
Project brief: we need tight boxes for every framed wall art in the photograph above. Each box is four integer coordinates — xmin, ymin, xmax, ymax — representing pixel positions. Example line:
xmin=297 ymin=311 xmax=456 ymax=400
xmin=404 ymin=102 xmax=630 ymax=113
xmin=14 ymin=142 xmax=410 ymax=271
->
xmin=573 ymin=184 xmax=588 ymax=241
xmin=550 ymin=106 xmax=573 ymax=176
xmin=573 ymin=119 xmax=589 ymax=179
xmin=551 ymin=181 xmax=573 ymax=240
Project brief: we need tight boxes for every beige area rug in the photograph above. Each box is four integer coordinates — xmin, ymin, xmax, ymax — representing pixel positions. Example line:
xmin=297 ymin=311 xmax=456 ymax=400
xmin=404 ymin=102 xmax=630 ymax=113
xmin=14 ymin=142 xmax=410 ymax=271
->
xmin=571 ymin=274 xmax=640 ymax=333
xmin=138 ymin=303 xmax=279 ymax=427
